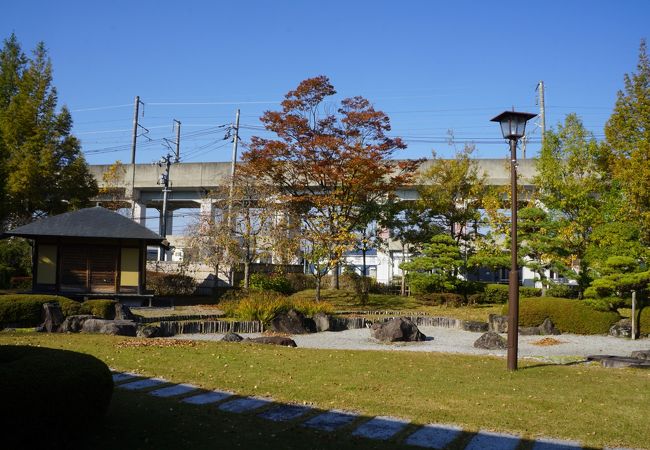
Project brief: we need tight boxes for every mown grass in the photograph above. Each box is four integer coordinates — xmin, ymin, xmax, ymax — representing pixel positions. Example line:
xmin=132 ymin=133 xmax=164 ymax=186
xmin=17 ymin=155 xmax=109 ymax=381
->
xmin=289 ymin=289 xmax=502 ymax=322
xmin=2 ymin=332 xmax=648 ymax=449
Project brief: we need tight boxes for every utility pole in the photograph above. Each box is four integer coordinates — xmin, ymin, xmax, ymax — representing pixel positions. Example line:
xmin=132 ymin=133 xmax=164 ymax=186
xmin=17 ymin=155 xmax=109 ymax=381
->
xmin=130 ymin=95 xmax=145 ymax=219
xmin=537 ymin=81 xmax=546 ymax=144
xmin=157 ymin=154 xmax=173 ymax=261
xmin=173 ymin=119 xmax=181 ymax=163
xmin=227 ymin=109 xmax=240 ymax=285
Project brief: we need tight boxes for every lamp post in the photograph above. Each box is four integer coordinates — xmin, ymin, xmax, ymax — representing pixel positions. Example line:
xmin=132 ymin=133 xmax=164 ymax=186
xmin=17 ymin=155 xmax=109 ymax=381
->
xmin=490 ymin=110 xmax=537 ymax=371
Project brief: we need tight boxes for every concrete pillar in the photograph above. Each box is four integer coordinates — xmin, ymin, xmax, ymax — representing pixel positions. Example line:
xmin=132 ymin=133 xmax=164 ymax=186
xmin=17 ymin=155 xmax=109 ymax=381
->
xmin=199 ymin=199 xmax=214 ymax=220
xmin=132 ymin=201 xmax=146 ymax=225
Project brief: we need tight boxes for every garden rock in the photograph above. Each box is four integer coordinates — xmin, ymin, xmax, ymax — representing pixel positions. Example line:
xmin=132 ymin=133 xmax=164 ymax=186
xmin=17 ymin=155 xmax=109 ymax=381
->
xmin=313 ymin=312 xmax=331 ymax=332
xmin=609 ymin=319 xmax=633 ymax=338
xmin=461 ymin=320 xmax=489 ymax=333
xmin=371 ymin=318 xmax=427 ymax=342
xmin=473 ymin=331 xmax=507 ymax=350
xmin=246 ymin=336 xmax=297 ymax=347
xmin=222 ymin=332 xmax=244 ymax=342
xmin=631 ymin=350 xmax=650 ymax=360
xmin=137 ymin=324 xmax=161 ymax=338
xmin=60 ymin=315 xmax=94 ymax=333
xmin=520 ymin=318 xmax=560 ymax=336
xmin=82 ymin=319 xmax=137 ymax=336
xmin=488 ymin=314 xmax=508 ymax=333
xmin=115 ymin=303 xmax=135 ymax=321
xmin=270 ymin=309 xmax=315 ymax=334
xmin=40 ymin=302 xmax=64 ymax=332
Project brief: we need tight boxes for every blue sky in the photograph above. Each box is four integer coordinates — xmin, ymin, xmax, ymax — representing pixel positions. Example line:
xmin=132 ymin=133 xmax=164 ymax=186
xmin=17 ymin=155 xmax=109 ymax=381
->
xmin=3 ymin=0 xmax=648 ymax=165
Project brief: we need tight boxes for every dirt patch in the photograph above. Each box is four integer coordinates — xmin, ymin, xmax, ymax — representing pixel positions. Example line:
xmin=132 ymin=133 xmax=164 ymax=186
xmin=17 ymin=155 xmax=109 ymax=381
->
xmin=530 ymin=337 xmax=566 ymax=346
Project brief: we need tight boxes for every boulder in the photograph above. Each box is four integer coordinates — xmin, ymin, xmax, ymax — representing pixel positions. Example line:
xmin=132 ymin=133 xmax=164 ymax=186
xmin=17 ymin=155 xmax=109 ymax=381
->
xmin=474 ymin=331 xmax=507 ymax=350
xmin=115 ymin=303 xmax=135 ymax=321
xmin=81 ymin=319 xmax=137 ymax=336
xmin=136 ymin=324 xmax=161 ymax=338
xmin=60 ymin=315 xmax=95 ymax=333
xmin=246 ymin=336 xmax=297 ymax=347
xmin=371 ymin=318 xmax=427 ymax=342
xmin=270 ymin=309 xmax=315 ymax=334
xmin=222 ymin=332 xmax=244 ymax=342
xmin=520 ymin=318 xmax=560 ymax=336
xmin=631 ymin=350 xmax=650 ymax=360
xmin=609 ymin=319 xmax=633 ymax=338
xmin=488 ymin=314 xmax=508 ymax=333
xmin=461 ymin=320 xmax=489 ymax=333
xmin=312 ymin=312 xmax=331 ymax=332
xmin=40 ymin=302 xmax=64 ymax=333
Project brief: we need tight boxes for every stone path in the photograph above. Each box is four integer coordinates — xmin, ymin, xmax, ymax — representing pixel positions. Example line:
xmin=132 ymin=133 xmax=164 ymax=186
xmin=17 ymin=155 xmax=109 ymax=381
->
xmin=111 ymin=371 xmax=621 ymax=449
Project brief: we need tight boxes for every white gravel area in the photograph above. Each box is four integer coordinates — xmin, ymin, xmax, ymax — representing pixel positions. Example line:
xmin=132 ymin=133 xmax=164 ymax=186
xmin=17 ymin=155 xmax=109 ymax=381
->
xmin=173 ymin=326 xmax=650 ymax=362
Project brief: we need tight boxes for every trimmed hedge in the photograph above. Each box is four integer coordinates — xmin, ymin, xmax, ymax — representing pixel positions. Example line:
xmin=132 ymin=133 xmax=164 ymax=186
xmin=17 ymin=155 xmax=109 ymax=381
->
xmin=248 ymin=273 xmax=294 ymax=295
xmin=502 ymin=297 xmax=621 ymax=335
xmin=79 ymin=299 xmax=117 ymax=319
xmin=416 ymin=293 xmax=465 ymax=307
xmin=640 ymin=306 xmax=650 ymax=336
xmin=0 ymin=294 xmax=80 ymax=327
xmin=483 ymin=284 xmax=509 ymax=303
xmin=0 ymin=345 xmax=113 ymax=447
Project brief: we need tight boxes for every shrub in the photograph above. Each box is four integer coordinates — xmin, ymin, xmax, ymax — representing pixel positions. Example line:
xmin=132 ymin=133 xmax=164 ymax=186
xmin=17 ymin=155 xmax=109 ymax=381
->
xmin=0 ymin=295 xmax=80 ymax=327
xmin=79 ymin=299 xmax=117 ymax=319
xmin=0 ymin=345 xmax=113 ymax=447
xmin=520 ymin=287 xmax=542 ymax=298
xmin=9 ymin=276 xmax=32 ymax=290
xmin=222 ymin=292 xmax=334 ymax=325
xmin=285 ymin=272 xmax=316 ymax=292
xmin=546 ymin=283 xmax=579 ymax=298
xmin=502 ymin=297 xmax=621 ymax=334
xmin=640 ymin=306 xmax=650 ymax=336
xmin=468 ymin=293 xmax=484 ymax=305
xmin=416 ymin=293 xmax=465 ymax=307
xmin=248 ymin=273 xmax=294 ymax=295
xmin=584 ymin=296 xmax=625 ymax=312
xmin=147 ymin=271 xmax=196 ymax=296
xmin=483 ymin=284 xmax=510 ymax=304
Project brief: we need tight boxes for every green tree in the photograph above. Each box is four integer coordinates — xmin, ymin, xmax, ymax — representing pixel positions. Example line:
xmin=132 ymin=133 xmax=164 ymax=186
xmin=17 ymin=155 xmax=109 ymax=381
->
xmin=400 ymin=234 xmax=463 ymax=294
xmin=604 ymin=39 xmax=650 ymax=243
xmin=416 ymin=145 xmax=486 ymax=245
xmin=0 ymin=35 xmax=96 ymax=229
xmin=534 ymin=114 xmax=615 ymax=294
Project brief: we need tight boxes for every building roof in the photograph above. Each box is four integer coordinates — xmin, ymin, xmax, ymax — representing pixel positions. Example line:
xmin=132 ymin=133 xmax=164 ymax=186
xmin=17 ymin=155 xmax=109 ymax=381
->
xmin=4 ymin=206 xmax=164 ymax=243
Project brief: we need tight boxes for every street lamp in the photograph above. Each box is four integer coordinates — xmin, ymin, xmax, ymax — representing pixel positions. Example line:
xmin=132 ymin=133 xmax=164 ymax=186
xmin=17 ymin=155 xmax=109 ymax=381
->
xmin=491 ymin=110 xmax=537 ymax=371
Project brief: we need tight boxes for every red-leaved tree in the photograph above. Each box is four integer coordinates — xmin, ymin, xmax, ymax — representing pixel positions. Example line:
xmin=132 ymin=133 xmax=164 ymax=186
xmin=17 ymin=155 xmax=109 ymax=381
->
xmin=242 ymin=76 xmax=419 ymax=300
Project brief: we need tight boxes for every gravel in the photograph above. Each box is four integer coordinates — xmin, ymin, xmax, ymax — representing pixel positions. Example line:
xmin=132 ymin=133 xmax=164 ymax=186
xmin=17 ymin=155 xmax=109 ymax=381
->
xmin=173 ymin=326 xmax=650 ymax=362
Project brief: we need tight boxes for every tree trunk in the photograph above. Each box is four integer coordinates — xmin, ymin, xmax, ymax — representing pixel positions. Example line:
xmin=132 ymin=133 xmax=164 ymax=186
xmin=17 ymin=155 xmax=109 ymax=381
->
xmin=315 ymin=276 xmax=321 ymax=301
xmin=243 ymin=261 xmax=250 ymax=290
xmin=400 ymin=243 xmax=407 ymax=297
xmin=334 ymin=262 xmax=340 ymax=290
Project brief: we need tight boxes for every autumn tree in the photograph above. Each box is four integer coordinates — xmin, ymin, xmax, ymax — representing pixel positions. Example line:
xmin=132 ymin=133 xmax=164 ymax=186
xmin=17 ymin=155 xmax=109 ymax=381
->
xmin=243 ymin=76 xmax=419 ymax=300
xmin=98 ymin=160 xmax=130 ymax=211
xmin=604 ymin=39 xmax=650 ymax=243
xmin=0 ymin=34 xmax=96 ymax=229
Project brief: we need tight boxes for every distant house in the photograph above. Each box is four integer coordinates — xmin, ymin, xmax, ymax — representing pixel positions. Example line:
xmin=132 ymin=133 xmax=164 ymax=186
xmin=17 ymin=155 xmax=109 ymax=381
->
xmin=3 ymin=207 xmax=166 ymax=298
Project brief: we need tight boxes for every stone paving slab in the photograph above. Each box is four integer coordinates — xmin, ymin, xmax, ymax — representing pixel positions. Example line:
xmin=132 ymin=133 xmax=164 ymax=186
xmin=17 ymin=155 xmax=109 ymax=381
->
xmin=532 ymin=438 xmax=582 ymax=449
xmin=218 ymin=397 xmax=271 ymax=413
xmin=303 ymin=410 xmax=359 ymax=432
xmin=464 ymin=430 xmax=521 ymax=450
xmin=181 ymin=390 xmax=233 ymax=405
xmin=118 ymin=378 xmax=167 ymax=391
xmin=352 ymin=416 xmax=410 ymax=441
xmin=149 ymin=383 xmax=199 ymax=398
xmin=404 ymin=423 xmax=462 ymax=449
xmin=258 ymin=404 xmax=313 ymax=422
xmin=111 ymin=372 xmax=139 ymax=383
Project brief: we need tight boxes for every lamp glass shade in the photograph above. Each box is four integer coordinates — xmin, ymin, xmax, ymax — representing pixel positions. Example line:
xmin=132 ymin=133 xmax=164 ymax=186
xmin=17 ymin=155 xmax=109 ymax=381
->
xmin=491 ymin=111 xmax=537 ymax=140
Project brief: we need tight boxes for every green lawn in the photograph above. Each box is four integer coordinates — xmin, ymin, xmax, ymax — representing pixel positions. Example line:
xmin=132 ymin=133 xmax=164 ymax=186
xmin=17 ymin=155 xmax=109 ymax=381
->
xmin=2 ymin=332 xmax=648 ymax=449
xmin=290 ymin=289 xmax=503 ymax=322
